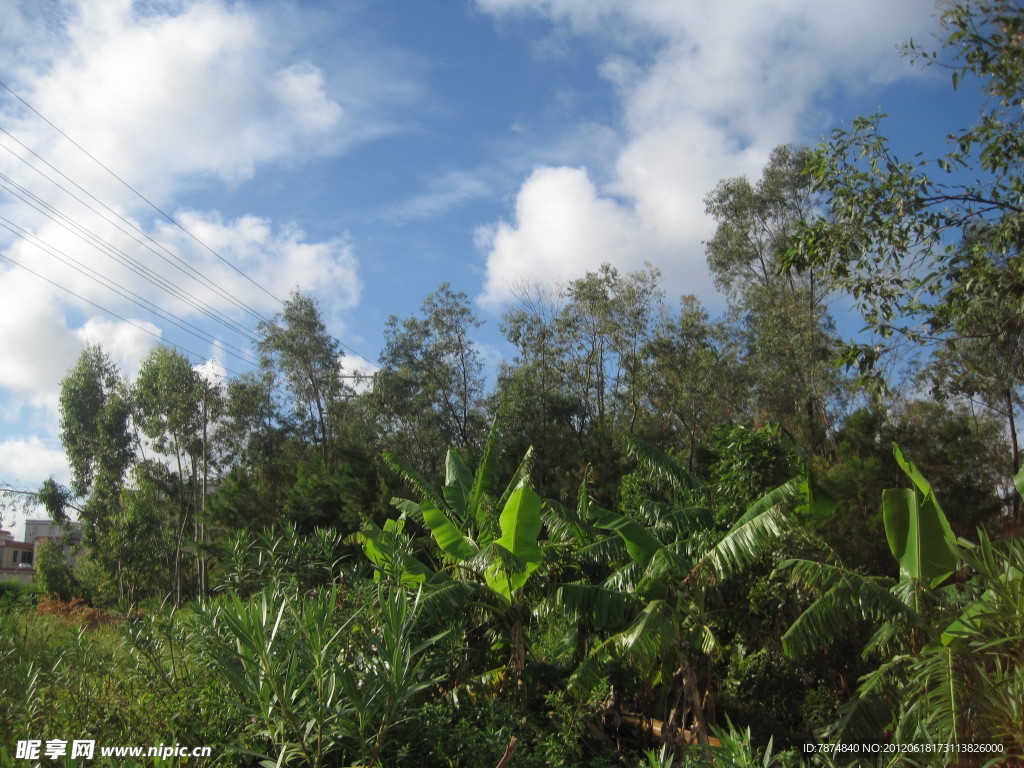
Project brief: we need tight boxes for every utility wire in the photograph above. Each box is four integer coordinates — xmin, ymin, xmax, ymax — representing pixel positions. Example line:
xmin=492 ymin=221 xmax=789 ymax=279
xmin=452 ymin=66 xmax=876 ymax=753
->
xmin=0 ymin=172 xmax=259 ymax=343
xmin=0 ymin=79 xmax=283 ymax=306
xmin=0 ymin=127 xmax=270 ymax=326
xmin=0 ymin=249 xmax=248 ymax=379
xmin=0 ymin=221 xmax=261 ymax=368
xmin=0 ymin=81 xmax=382 ymax=387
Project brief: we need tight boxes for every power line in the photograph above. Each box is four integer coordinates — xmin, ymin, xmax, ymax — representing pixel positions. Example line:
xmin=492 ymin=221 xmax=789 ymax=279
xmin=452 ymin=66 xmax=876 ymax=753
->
xmin=0 ymin=222 xmax=261 ymax=368
xmin=0 ymin=248 xmax=248 ymax=379
xmin=0 ymin=171 xmax=260 ymax=344
xmin=0 ymin=126 xmax=271 ymax=327
xmin=0 ymin=79 xmax=283 ymax=307
xmin=0 ymin=80 xmax=383 ymax=388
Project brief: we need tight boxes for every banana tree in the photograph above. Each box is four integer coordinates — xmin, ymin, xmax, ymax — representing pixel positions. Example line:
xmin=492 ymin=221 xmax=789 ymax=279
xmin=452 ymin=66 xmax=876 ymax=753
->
xmin=548 ymin=437 xmax=813 ymax=750
xmin=777 ymin=444 xmax=1022 ymax=748
xmin=360 ymin=430 xmax=545 ymax=693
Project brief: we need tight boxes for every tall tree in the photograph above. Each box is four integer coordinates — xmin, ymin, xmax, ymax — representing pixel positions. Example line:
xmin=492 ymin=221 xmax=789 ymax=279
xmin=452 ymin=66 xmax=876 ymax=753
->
xmin=558 ymin=264 xmax=663 ymax=434
xmin=644 ymin=296 xmax=748 ymax=469
xmin=786 ymin=0 xmax=1023 ymax=392
xmin=53 ymin=345 xmax=135 ymax=601
xmin=258 ymin=291 xmax=349 ymax=464
xmin=375 ymin=284 xmax=486 ymax=474
xmin=135 ymin=346 xmax=222 ymax=601
xmin=706 ymin=144 xmax=845 ymax=453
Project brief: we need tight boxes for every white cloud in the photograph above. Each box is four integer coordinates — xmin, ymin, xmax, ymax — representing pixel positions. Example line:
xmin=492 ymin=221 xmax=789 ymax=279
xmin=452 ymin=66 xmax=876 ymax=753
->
xmin=475 ymin=0 xmax=935 ymax=308
xmin=163 ymin=211 xmax=362 ymax=316
xmin=195 ymin=355 xmax=227 ymax=388
xmin=76 ymin=317 xmax=161 ymax=378
xmin=0 ymin=0 xmax=384 ymax=480
xmin=385 ymin=170 xmax=492 ymax=223
xmin=478 ymin=165 xmax=668 ymax=308
xmin=0 ymin=269 xmax=82 ymax=401
xmin=6 ymin=0 xmax=345 ymax=194
xmin=0 ymin=436 xmax=69 ymax=487
xmin=342 ymin=354 xmax=379 ymax=395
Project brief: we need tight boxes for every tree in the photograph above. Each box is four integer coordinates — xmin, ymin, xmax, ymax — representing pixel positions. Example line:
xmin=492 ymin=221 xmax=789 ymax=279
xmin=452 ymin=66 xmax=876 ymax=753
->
xmin=135 ymin=346 xmax=222 ymax=602
xmin=786 ymin=0 xmax=1024 ymax=417
xmin=35 ymin=538 xmax=79 ymax=602
xmin=706 ymin=145 xmax=845 ymax=453
xmin=643 ymin=296 xmax=747 ymax=469
xmin=925 ymin=287 xmax=1024 ymax=503
xmin=497 ymin=281 xmax=585 ymax=498
xmin=495 ymin=265 xmax=664 ymax=501
xmin=60 ymin=345 xmax=134 ymax=503
xmin=374 ymin=284 xmax=486 ymax=475
xmin=53 ymin=345 xmax=135 ymax=602
xmin=557 ymin=264 xmax=663 ymax=435
xmin=258 ymin=291 xmax=349 ymax=465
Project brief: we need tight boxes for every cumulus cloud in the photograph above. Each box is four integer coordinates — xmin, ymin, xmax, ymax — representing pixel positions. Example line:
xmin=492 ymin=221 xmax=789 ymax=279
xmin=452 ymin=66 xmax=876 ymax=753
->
xmin=0 ymin=0 xmax=384 ymax=477
xmin=5 ymin=0 xmax=345 ymax=194
xmin=478 ymin=165 xmax=666 ymax=305
xmin=76 ymin=317 xmax=161 ymax=378
xmin=163 ymin=211 xmax=361 ymax=315
xmin=0 ymin=436 xmax=69 ymax=487
xmin=475 ymin=0 xmax=935 ymax=308
xmin=0 ymin=269 xmax=82 ymax=401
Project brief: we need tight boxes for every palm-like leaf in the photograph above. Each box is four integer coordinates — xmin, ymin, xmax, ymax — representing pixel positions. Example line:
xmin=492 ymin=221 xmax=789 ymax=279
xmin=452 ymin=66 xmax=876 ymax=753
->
xmin=687 ymin=501 xmax=787 ymax=587
xmin=443 ymin=449 xmax=474 ymax=523
xmin=496 ymin=445 xmax=535 ymax=509
xmin=590 ymin=503 xmax=664 ymax=567
xmin=421 ymin=501 xmax=480 ymax=562
xmin=625 ymin=434 xmax=704 ymax=499
xmin=467 ymin=420 xmax=500 ymax=524
xmin=382 ymin=450 xmax=447 ymax=513
xmin=780 ymin=559 xmax=910 ymax=658
xmin=542 ymin=498 xmax=592 ymax=544
xmin=554 ymin=583 xmax=640 ymax=629
xmin=486 ymin=486 xmax=543 ymax=602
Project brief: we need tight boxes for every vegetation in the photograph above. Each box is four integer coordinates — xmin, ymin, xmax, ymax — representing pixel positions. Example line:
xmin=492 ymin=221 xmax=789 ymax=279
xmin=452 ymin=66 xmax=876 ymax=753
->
xmin=1 ymin=2 xmax=1022 ymax=765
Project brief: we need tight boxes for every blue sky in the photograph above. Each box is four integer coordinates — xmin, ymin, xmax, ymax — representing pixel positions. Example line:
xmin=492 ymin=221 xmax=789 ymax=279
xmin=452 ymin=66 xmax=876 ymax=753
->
xmin=0 ymin=0 xmax=978 ymax=534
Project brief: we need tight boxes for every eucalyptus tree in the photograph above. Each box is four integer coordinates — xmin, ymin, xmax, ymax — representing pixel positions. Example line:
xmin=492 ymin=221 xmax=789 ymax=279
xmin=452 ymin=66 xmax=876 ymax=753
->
xmin=135 ymin=345 xmax=223 ymax=601
xmin=374 ymin=284 xmax=487 ymax=476
xmin=925 ymin=288 xmax=1024 ymax=511
xmin=257 ymin=291 xmax=350 ymax=465
xmin=205 ymin=371 xmax=293 ymax=534
xmin=50 ymin=345 xmax=135 ymax=599
xmin=557 ymin=264 xmax=663 ymax=435
xmin=643 ymin=296 xmax=748 ymax=469
xmin=497 ymin=281 xmax=584 ymax=497
xmin=495 ymin=265 xmax=664 ymax=500
xmin=705 ymin=144 xmax=845 ymax=454
xmin=785 ymin=0 xmax=1024 ymax=408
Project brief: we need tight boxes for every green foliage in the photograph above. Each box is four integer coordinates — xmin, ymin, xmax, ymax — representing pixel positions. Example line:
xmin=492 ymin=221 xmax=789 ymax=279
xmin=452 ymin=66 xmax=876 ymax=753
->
xmin=882 ymin=446 xmax=958 ymax=586
xmin=283 ymin=450 xmax=368 ymax=534
xmin=0 ymin=579 xmax=39 ymax=611
xmin=787 ymin=0 xmax=1024 ymax=401
xmin=34 ymin=538 xmax=80 ymax=602
xmin=375 ymin=283 xmax=487 ymax=475
xmin=708 ymin=425 xmax=798 ymax=529
xmin=258 ymin=290 xmax=350 ymax=462
xmin=25 ymin=7 xmax=1024 ymax=754
xmin=197 ymin=582 xmax=449 ymax=767
xmin=212 ymin=521 xmax=349 ymax=597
